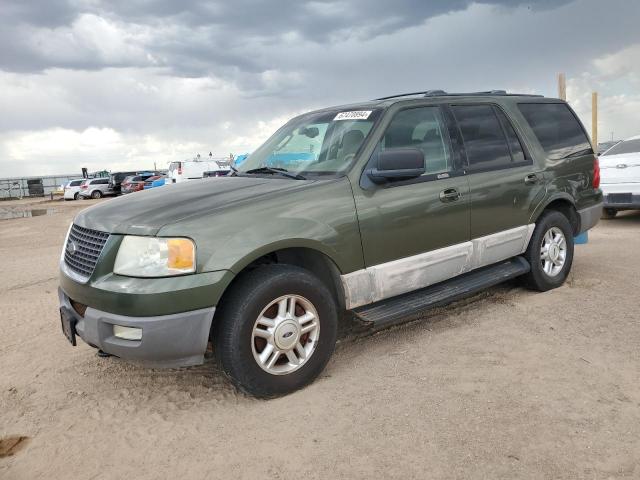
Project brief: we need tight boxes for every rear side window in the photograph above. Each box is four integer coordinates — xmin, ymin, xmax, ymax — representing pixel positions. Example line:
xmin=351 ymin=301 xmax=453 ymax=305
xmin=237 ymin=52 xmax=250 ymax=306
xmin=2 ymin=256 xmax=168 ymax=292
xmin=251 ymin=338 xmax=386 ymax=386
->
xmin=92 ymin=179 xmax=108 ymax=185
xmin=518 ymin=103 xmax=592 ymax=159
xmin=69 ymin=180 xmax=83 ymax=186
xmin=452 ymin=105 xmax=513 ymax=171
xmin=494 ymin=108 xmax=526 ymax=163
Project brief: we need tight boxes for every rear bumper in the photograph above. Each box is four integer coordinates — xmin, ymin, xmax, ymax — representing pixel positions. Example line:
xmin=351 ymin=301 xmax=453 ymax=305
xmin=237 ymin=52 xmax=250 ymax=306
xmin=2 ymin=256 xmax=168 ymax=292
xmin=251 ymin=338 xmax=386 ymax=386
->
xmin=601 ymin=183 xmax=640 ymax=208
xmin=578 ymin=202 xmax=603 ymax=233
xmin=58 ymin=287 xmax=214 ymax=368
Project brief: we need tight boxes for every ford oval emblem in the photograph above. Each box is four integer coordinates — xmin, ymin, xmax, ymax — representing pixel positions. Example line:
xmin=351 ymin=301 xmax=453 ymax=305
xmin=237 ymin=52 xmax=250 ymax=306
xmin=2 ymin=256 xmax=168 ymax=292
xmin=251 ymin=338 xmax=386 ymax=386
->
xmin=282 ymin=331 xmax=294 ymax=339
xmin=616 ymin=164 xmax=628 ymax=169
xmin=66 ymin=239 xmax=78 ymax=256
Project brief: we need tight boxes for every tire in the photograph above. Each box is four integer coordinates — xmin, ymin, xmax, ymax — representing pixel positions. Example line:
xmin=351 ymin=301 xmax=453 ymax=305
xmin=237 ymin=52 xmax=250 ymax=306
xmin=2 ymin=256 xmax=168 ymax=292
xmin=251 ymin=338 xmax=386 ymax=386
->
xmin=213 ymin=264 xmax=338 ymax=398
xmin=522 ymin=210 xmax=574 ymax=292
xmin=91 ymin=190 xmax=102 ymax=199
xmin=601 ymin=208 xmax=617 ymax=219
xmin=73 ymin=192 xmax=79 ymax=200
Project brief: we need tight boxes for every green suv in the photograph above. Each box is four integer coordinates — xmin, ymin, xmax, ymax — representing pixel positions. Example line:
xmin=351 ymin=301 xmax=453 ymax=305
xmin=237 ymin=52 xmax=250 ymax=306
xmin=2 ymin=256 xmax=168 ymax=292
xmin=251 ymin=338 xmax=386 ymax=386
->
xmin=58 ymin=90 xmax=603 ymax=397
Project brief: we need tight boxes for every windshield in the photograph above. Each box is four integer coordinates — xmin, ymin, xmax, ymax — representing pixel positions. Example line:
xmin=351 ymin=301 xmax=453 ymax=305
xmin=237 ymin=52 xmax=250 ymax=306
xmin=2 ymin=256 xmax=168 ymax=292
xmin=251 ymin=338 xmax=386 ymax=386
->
xmin=237 ymin=108 xmax=381 ymax=176
xmin=602 ymin=139 xmax=640 ymax=156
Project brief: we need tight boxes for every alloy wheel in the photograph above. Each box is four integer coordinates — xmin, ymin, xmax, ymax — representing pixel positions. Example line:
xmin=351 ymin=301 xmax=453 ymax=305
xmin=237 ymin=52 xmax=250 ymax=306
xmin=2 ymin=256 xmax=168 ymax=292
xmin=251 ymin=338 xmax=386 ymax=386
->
xmin=251 ymin=294 xmax=320 ymax=375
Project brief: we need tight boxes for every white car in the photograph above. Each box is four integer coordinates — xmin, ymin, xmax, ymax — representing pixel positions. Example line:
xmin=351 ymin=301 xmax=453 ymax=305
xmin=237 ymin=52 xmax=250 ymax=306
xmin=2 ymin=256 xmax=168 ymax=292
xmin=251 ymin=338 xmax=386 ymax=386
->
xmin=599 ymin=135 xmax=640 ymax=218
xmin=63 ymin=178 xmax=86 ymax=200
xmin=168 ymin=159 xmax=230 ymax=183
xmin=78 ymin=178 xmax=115 ymax=199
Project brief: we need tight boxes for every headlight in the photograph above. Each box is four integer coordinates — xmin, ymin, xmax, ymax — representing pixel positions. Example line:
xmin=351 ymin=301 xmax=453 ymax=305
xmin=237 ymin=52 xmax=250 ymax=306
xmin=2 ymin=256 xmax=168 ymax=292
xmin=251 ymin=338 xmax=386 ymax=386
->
xmin=114 ymin=236 xmax=196 ymax=277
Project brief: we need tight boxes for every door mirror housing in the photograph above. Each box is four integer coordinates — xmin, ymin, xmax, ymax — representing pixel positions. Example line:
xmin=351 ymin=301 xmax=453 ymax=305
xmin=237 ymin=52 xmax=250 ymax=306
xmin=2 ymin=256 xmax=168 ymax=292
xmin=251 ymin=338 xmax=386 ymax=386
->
xmin=366 ymin=148 xmax=426 ymax=184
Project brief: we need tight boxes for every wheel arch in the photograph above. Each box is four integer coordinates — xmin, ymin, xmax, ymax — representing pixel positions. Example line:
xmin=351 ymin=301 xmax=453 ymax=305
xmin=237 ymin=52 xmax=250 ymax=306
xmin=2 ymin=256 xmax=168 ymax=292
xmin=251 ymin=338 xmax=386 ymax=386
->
xmin=218 ymin=244 xmax=347 ymax=314
xmin=530 ymin=194 xmax=580 ymax=235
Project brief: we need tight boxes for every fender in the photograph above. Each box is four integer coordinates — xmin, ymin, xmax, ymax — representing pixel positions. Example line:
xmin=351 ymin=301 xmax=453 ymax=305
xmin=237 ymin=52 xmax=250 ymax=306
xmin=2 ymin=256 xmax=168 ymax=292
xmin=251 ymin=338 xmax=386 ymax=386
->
xmin=528 ymin=191 xmax=576 ymax=224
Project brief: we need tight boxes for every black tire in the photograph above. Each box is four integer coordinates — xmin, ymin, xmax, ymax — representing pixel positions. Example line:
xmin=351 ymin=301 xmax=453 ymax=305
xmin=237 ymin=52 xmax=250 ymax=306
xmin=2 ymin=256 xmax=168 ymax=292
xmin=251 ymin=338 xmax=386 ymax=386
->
xmin=522 ymin=210 xmax=574 ymax=292
xmin=91 ymin=190 xmax=102 ymax=199
xmin=73 ymin=192 xmax=79 ymax=200
xmin=213 ymin=264 xmax=338 ymax=398
xmin=601 ymin=208 xmax=617 ymax=219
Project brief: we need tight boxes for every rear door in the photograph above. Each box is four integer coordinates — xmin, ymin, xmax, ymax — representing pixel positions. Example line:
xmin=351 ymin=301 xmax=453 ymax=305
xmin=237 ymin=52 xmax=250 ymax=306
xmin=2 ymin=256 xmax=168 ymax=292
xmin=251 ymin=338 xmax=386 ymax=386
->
xmin=599 ymin=139 xmax=640 ymax=185
xmin=451 ymin=104 xmax=545 ymax=263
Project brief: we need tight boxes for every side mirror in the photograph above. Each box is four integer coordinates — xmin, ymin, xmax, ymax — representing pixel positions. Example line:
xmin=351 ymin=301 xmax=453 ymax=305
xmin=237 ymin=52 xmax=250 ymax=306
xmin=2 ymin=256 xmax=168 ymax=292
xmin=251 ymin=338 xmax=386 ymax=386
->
xmin=366 ymin=148 xmax=425 ymax=184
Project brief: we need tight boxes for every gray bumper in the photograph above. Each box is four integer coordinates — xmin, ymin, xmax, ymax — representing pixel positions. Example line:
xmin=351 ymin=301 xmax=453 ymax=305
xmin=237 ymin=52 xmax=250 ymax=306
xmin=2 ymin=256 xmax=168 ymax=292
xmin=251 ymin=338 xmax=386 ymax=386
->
xmin=58 ymin=288 xmax=214 ymax=368
xmin=578 ymin=202 xmax=603 ymax=234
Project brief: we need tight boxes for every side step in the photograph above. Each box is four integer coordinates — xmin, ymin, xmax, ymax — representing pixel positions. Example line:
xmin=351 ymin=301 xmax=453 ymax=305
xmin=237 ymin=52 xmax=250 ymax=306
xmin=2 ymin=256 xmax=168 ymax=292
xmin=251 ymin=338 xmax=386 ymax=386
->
xmin=353 ymin=257 xmax=530 ymax=328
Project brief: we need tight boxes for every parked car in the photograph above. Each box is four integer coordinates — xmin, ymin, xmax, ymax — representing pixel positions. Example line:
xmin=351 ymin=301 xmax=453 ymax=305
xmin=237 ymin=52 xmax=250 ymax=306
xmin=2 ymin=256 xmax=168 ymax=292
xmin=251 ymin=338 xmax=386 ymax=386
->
xmin=168 ymin=159 xmax=230 ymax=183
xmin=121 ymin=173 xmax=157 ymax=194
xmin=108 ymin=171 xmax=138 ymax=195
xmin=59 ymin=90 xmax=602 ymax=397
xmin=78 ymin=178 xmax=114 ymax=199
xmin=63 ymin=179 xmax=86 ymax=200
xmin=143 ymin=175 xmax=167 ymax=189
xmin=598 ymin=135 xmax=640 ymax=218
xmin=202 ymin=170 xmax=230 ymax=178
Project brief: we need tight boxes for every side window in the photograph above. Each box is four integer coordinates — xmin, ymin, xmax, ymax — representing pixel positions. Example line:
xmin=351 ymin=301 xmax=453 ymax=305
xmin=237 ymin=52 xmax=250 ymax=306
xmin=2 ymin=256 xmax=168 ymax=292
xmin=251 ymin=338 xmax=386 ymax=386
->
xmin=518 ymin=103 xmax=592 ymax=159
xmin=494 ymin=108 xmax=526 ymax=163
xmin=452 ymin=105 xmax=513 ymax=171
xmin=381 ymin=107 xmax=453 ymax=174
xmin=93 ymin=179 xmax=108 ymax=185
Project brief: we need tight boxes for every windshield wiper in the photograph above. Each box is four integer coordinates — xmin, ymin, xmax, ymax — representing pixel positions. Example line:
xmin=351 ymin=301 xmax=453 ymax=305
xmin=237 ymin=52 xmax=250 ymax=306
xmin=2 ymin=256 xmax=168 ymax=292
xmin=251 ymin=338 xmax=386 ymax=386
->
xmin=244 ymin=166 xmax=306 ymax=180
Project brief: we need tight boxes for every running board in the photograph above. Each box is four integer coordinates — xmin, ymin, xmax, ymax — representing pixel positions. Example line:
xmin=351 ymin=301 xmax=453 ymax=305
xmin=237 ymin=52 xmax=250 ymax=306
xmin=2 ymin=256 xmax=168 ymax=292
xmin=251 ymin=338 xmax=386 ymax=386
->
xmin=352 ymin=257 xmax=530 ymax=328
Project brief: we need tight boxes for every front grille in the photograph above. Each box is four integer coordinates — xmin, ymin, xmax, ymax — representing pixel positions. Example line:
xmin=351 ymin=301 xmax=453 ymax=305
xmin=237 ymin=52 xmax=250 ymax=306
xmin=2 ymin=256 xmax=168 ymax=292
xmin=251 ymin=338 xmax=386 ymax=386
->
xmin=64 ymin=224 xmax=110 ymax=279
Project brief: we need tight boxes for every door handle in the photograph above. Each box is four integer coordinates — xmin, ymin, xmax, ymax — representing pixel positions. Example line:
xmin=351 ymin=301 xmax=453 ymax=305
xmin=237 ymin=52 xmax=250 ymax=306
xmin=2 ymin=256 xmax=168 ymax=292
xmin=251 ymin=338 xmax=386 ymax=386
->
xmin=524 ymin=173 xmax=540 ymax=185
xmin=439 ymin=188 xmax=460 ymax=202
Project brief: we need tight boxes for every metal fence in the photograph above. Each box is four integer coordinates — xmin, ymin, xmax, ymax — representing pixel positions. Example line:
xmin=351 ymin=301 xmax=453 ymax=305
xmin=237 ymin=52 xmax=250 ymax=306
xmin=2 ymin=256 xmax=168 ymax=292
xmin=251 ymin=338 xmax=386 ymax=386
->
xmin=0 ymin=174 xmax=80 ymax=199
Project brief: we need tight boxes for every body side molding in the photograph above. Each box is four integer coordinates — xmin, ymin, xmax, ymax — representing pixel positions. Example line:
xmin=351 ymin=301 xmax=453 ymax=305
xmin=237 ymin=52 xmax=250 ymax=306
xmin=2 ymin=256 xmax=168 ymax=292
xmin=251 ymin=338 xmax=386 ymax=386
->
xmin=342 ymin=224 xmax=535 ymax=309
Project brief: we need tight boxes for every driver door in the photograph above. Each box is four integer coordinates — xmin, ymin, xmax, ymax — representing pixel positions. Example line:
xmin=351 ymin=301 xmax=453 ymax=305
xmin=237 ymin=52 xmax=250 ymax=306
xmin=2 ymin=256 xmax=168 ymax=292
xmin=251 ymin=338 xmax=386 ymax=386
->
xmin=350 ymin=105 xmax=470 ymax=302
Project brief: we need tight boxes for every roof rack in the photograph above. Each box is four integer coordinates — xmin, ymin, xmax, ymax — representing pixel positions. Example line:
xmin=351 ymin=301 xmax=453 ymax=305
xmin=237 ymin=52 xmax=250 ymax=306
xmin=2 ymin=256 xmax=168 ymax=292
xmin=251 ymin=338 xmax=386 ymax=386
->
xmin=374 ymin=90 xmax=543 ymax=101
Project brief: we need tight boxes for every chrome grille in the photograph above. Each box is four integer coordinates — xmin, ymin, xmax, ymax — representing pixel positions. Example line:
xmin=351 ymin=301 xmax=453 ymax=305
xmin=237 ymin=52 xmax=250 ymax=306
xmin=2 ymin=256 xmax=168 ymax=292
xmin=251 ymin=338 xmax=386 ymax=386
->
xmin=64 ymin=224 xmax=110 ymax=279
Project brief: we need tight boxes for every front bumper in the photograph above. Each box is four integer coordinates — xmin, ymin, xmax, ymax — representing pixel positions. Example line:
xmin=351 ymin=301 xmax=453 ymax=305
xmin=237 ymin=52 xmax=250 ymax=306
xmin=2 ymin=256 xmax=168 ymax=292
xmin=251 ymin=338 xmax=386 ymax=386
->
xmin=59 ymin=287 xmax=214 ymax=367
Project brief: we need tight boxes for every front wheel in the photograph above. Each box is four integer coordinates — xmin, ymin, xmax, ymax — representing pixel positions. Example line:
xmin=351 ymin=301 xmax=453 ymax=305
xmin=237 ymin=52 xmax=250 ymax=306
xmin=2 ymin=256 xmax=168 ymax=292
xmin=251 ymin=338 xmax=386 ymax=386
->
xmin=91 ymin=190 xmax=102 ymax=199
xmin=213 ymin=265 xmax=338 ymax=398
xmin=522 ymin=210 xmax=574 ymax=292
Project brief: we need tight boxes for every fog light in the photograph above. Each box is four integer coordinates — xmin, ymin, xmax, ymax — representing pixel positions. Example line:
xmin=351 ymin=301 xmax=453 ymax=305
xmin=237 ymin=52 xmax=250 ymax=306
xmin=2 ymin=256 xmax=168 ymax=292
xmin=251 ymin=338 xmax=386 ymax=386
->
xmin=113 ymin=325 xmax=142 ymax=341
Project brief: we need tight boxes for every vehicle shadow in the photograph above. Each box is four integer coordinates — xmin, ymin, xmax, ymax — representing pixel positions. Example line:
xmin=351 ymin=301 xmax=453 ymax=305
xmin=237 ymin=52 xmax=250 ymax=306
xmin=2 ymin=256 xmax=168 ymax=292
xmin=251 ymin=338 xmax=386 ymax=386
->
xmin=78 ymin=281 xmax=519 ymax=403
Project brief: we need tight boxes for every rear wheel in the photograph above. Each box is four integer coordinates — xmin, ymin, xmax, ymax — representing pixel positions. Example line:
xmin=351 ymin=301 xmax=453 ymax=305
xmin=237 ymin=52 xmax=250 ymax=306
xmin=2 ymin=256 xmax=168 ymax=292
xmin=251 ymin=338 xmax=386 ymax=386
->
xmin=73 ymin=192 xmax=79 ymax=200
xmin=522 ymin=210 xmax=574 ymax=292
xmin=91 ymin=190 xmax=102 ymax=199
xmin=214 ymin=265 xmax=338 ymax=398
xmin=601 ymin=208 xmax=617 ymax=219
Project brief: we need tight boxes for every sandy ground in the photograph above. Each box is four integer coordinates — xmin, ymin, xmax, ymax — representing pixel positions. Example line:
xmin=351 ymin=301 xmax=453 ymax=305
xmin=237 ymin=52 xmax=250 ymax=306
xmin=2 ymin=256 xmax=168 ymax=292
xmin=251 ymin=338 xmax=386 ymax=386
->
xmin=1 ymin=197 xmax=639 ymax=480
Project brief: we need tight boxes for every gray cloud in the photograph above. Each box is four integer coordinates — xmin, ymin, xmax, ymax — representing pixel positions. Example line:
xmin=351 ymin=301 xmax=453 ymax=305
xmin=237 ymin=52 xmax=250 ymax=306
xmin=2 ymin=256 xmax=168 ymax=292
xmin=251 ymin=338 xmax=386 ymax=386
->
xmin=0 ymin=0 xmax=572 ymax=76
xmin=1 ymin=0 xmax=640 ymax=177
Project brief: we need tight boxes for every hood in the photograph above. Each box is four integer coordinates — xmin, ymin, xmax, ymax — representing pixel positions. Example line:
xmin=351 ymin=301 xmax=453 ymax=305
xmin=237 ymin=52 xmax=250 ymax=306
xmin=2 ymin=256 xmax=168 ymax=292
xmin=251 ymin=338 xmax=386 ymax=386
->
xmin=74 ymin=176 xmax=316 ymax=235
xmin=599 ymin=152 xmax=640 ymax=184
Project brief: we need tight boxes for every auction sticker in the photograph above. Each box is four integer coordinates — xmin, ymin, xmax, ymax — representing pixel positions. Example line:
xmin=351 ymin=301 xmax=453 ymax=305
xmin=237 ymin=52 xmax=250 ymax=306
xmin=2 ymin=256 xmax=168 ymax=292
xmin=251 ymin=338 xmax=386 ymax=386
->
xmin=334 ymin=111 xmax=372 ymax=121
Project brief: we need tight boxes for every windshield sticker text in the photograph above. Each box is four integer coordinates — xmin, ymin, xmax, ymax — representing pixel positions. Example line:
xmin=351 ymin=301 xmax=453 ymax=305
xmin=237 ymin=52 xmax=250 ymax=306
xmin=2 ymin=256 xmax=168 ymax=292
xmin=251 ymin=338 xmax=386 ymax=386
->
xmin=334 ymin=111 xmax=372 ymax=121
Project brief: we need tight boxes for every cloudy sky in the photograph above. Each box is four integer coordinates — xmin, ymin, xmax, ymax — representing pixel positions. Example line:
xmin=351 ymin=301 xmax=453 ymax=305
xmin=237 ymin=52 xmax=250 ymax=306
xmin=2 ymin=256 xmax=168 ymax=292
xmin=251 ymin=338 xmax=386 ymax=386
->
xmin=1 ymin=0 xmax=639 ymax=177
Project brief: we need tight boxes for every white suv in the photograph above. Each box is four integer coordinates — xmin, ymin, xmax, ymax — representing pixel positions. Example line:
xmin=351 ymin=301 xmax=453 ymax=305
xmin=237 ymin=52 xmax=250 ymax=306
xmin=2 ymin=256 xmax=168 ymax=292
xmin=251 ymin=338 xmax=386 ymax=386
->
xmin=63 ymin=179 xmax=85 ymax=200
xmin=599 ymin=135 xmax=640 ymax=218
xmin=78 ymin=178 xmax=115 ymax=199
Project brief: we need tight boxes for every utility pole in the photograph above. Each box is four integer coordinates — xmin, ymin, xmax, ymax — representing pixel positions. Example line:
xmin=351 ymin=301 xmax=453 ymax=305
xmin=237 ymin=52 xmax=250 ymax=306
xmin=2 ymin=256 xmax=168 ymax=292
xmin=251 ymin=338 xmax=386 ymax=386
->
xmin=558 ymin=73 xmax=567 ymax=100
xmin=592 ymin=92 xmax=598 ymax=149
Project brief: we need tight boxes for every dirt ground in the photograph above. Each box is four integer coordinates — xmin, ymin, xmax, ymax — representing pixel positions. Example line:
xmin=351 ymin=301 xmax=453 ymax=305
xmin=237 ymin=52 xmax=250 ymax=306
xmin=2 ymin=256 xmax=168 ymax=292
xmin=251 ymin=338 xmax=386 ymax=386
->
xmin=1 ymin=197 xmax=639 ymax=480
